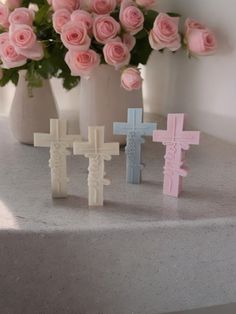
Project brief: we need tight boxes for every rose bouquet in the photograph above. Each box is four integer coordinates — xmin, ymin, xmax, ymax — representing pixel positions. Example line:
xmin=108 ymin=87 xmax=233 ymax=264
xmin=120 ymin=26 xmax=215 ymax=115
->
xmin=0 ymin=0 xmax=217 ymax=92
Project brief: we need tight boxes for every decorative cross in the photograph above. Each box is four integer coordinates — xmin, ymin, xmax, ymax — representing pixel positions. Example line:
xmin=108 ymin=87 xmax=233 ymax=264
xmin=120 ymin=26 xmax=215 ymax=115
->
xmin=113 ymin=108 xmax=157 ymax=184
xmin=153 ymin=114 xmax=200 ymax=197
xmin=34 ymin=119 xmax=81 ymax=198
xmin=73 ymin=126 xmax=119 ymax=206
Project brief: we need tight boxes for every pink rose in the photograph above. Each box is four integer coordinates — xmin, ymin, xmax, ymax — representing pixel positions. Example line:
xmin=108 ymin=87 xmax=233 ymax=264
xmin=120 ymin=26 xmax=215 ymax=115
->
xmin=121 ymin=67 xmax=142 ymax=91
xmin=0 ymin=3 xmax=10 ymax=29
xmin=120 ymin=0 xmax=144 ymax=35
xmin=51 ymin=0 xmax=80 ymax=12
xmin=9 ymin=8 xmax=35 ymax=26
xmin=0 ymin=39 xmax=27 ymax=68
xmin=52 ymin=9 xmax=71 ymax=34
xmin=103 ymin=41 xmax=130 ymax=69
xmin=149 ymin=13 xmax=181 ymax=51
xmin=93 ymin=15 xmax=120 ymax=44
xmin=9 ymin=25 xmax=44 ymax=60
xmin=10 ymin=24 xmax=36 ymax=49
xmin=185 ymin=18 xmax=207 ymax=35
xmin=135 ymin=0 xmax=156 ymax=8
xmin=61 ymin=21 xmax=91 ymax=51
xmin=187 ymin=29 xmax=217 ymax=56
xmin=89 ymin=0 xmax=116 ymax=15
xmin=65 ymin=49 xmax=100 ymax=77
xmin=5 ymin=0 xmax=22 ymax=10
xmin=0 ymin=32 xmax=9 ymax=46
xmin=71 ymin=10 xmax=93 ymax=33
xmin=105 ymin=36 xmax=122 ymax=43
xmin=122 ymin=33 xmax=136 ymax=51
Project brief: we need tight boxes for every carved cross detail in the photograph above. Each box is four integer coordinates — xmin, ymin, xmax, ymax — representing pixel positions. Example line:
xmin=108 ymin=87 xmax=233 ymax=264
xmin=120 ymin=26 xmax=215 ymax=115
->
xmin=113 ymin=108 xmax=157 ymax=184
xmin=153 ymin=114 xmax=200 ymax=197
xmin=73 ymin=126 xmax=119 ymax=206
xmin=34 ymin=119 xmax=81 ymax=198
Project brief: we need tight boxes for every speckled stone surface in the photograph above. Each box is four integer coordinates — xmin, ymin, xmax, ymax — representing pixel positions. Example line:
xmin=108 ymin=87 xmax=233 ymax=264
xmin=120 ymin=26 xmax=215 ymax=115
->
xmin=1 ymin=116 xmax=236 ymax=314
xmin=170 ymin=303 xmax=236 ymax=314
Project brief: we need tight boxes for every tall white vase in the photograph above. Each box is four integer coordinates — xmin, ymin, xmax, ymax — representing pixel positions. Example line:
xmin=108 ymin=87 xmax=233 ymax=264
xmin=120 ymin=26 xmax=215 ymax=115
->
xmin=79 ymin=64 xmax=143 ymax=143
xmin=9 ymin=71 xmax=58 ymax=145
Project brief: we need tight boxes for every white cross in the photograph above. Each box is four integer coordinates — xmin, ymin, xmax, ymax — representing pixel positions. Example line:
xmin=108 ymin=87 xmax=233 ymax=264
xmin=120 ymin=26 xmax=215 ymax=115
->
xmin=73 ymin=126 xmax=119 ymax=206
xmin=34 ymin=119 xmax=82 ymax=198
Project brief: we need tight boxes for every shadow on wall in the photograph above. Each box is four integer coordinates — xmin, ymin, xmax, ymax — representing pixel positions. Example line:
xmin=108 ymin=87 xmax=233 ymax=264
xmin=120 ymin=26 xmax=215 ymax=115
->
xmin=188 ymin=110 xmax=236 ymax=144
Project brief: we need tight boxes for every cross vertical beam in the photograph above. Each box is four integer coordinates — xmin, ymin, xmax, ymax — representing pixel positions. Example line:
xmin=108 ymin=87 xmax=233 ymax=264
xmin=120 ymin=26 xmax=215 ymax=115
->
xmin=34 ymin=119 xmax=81 ymax=198
xmin=113 ymin=108 xmax=157 ymax=184
xmin=73 ymin=126 xmax=119 ymax=206
xmin=153 ymin=114 xmax=200 ymax=197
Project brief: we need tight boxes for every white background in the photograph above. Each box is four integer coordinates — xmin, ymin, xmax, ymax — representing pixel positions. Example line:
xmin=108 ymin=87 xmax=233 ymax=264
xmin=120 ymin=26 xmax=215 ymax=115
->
xmin=0 ymin=0 xmax=235 ymax=142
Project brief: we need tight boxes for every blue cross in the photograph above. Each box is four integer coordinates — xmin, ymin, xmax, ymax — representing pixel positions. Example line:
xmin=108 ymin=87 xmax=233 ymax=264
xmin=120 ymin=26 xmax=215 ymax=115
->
xmin=113 ymin=108 xmax=157 ymax=184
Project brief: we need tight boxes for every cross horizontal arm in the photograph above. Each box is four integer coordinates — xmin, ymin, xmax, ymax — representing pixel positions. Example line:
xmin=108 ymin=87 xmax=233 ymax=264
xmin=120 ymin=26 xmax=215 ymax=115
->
xmin=153 ymin=130 xmax=200 ymax=145
xmin=114 ymin=122 xmax=157 ymax=136
xmin=138 ymin=123 xmax=157 ymax=136
xmin=102 ymin=143 xmax=120 ymax=156
xmin=153 ymin=130 xmax=169 ymax=143
xmin=62 ymin=135 xmax=82 ymax=147
xmin=113 ymin=123 xmax=131 ymax=136
xmin=34 ymin=133 xmax=54 ymax=147
xmin=74 ymin=143 xmax=119 ymax=156
xmin=181 ymin=131 xmax=200 ymax=145
xmin=73 ymin=143 xmax=92 ymax=155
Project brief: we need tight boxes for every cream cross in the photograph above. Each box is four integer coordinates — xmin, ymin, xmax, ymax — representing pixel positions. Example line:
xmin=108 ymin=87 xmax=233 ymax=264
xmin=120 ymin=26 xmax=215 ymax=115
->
xmin=34 ymin=119 xmax=81 ymax=198
xmin=73 ymin=126 xmax=119 ymax=206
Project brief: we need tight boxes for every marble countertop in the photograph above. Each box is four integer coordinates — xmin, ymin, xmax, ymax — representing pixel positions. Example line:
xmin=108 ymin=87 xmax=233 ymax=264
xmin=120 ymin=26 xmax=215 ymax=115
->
xmin=0 ymin=116 xmax=236 ymax=232
xmin=1 ymin=116 xmax=236 ymax=314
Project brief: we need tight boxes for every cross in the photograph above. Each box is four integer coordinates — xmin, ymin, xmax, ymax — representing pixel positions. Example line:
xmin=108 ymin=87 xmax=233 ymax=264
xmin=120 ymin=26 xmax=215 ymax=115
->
xmin=73 ymin=126 xmax=119 ymax=206
xmin=153 ymin=114 xmax=200 ymax=197
xmin=34 ymin=119 xmax=82 ymax=198
xmin=113 ymin=108 xmax=157 ymax=184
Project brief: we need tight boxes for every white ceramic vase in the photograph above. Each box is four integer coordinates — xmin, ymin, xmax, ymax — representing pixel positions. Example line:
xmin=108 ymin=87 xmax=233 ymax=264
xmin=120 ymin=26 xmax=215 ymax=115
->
xmin=78 ymin=64 xmax=143 ymax=143
xmin=9 ymin=71 xmax=58 ymax=145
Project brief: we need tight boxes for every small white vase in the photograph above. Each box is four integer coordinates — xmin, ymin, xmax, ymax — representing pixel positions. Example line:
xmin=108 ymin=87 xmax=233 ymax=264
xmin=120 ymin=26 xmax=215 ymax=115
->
xmin=9 ymin=71 xmax=59 ymax=145
xmin=78 ymin=64 xmax=143 ymax=143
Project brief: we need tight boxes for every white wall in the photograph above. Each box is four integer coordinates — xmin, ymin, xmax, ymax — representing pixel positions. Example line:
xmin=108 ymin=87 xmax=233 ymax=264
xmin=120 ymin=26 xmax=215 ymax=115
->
xmin=1 ymin=0 xmax=236 ymax=142
xmin=144 ymin=0 xmax=236 ymax=143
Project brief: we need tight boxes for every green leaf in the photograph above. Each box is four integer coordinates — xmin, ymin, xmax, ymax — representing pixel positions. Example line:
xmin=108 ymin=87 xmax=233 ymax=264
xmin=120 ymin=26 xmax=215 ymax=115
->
xmin=167 ymin=12 xmax=181 ymax=17
xmin=144 ymin=10 xmax=159 ymax=30
xmin=135 ymin=29 xmax=148 ymax=40
xmin=11 ymin=72 xmax=19 ymax=85
xmin=0 ymin=68 xmax=20 ymax=87
xmin=21 ymin=0 xmax=30 ymax=7
xmin=34 ymin=3 xmax=50 ymax=26
xmin=131 ymin=36 xmax=152 ymax=65
xmin=25 ymin=62 xmax=43 ymax=88
xmin=62 ymin=76 xmax=80 ymax=90
xmin=110 ymin=9 xmax=120 ymax=22
xmin=0 ymin=26 xmax=6 ymax=34
xmin=22 ymin=0 xmax=46 ymax=7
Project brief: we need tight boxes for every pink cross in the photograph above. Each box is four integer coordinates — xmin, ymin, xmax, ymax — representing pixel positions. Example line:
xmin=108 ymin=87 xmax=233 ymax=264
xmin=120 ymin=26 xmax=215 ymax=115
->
xmin=153 ymin=114 xmax=200 ymax=197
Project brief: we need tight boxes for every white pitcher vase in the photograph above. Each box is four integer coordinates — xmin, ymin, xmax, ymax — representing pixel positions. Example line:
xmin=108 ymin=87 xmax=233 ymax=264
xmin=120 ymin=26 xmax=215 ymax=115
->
xmin=9 ymin=71 xmax=58 ymax=145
